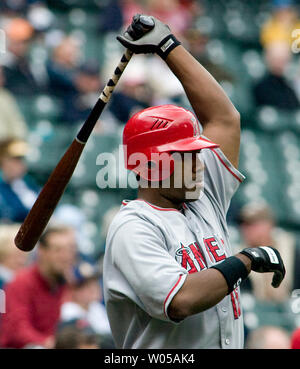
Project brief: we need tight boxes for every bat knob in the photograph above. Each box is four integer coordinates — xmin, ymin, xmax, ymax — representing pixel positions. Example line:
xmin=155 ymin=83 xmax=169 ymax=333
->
xmin=128 ymin=14 xmax=155 ymax=40
xmin=139 ymin=15 xmax=155 ymax=29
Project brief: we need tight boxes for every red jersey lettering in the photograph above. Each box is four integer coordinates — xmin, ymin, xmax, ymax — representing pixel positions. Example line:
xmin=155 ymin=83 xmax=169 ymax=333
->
xmin=189 ymin=243 xmax=207 ymax=269
xmin=230 ymin=288 xmax=241 ymax=319
xmin=176 ymin=242 xmax=207 ymax=273
xmin=179 ymin=243 xmax=198 ymax=274
xmin=204 ymin=237 xmax=226 ymax=262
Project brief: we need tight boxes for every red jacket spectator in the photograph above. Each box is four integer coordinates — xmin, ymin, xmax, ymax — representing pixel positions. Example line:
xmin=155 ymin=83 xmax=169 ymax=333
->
xmin=0 ymin=264 xmax=68 ymax=348
xmin=0 ymin=225 xmax=77 ymax=348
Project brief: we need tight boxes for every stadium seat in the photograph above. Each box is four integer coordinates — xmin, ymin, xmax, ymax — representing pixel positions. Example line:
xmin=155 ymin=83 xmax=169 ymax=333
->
xmin=237 ymin=129 xmax=286 ymax=221
xmin=256 ymin=107 xmax=295 ymax=132
xmin=26 ymin=123 xmax=74 ymax=175
xmin=16 ymin=96 xmax=36 ymax=126
xmin=70 ymin=133 xmax=122 ymax=189
xmin=290 ymin=110 xmax=300 ymax=134
xmin=33 ymin=95 xmax=63 ymax=121
xmin=75 ymin=186 xmax=137 ymax=255
xmin=206 ymin=39 xmax=244 ymax=77
xmin=16 ymin=95 xmax=63 ymax=126
xmin=242 ymin=49 xmax=266 ymax=82
xmin=242 ymin=293 xmax=297 ymax=333
xmin=274 ymin=131 xmax=300 ymax=226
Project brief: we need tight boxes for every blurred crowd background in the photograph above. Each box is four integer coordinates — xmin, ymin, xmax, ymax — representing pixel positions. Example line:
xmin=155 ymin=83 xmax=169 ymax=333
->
xmin=0 ymin=0 xmax=300 ymax=349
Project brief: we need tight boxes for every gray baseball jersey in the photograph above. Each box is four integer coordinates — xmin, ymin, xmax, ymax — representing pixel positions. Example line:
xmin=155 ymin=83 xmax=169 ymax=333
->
xmin=103 ymin=145 xmax=245 ymax=349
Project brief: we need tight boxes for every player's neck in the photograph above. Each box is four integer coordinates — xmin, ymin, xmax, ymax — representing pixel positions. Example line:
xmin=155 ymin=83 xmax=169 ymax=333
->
xmin=137 ymin=188 xmax=182 ymax=210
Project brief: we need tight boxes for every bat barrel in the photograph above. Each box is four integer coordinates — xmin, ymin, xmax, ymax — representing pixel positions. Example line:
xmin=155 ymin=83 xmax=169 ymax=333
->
xmin=15 ymin=140 xmax=85 ymax=251
xmin=14 ymin=50 xmax=134 ymax=252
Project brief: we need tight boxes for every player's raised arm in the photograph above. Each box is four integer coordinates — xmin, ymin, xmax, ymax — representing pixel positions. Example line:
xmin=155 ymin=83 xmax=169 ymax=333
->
xmin=165 ymin=47 xmax=241 ymax=169
xmin=117 ymin=14 xmax=241 ymax=169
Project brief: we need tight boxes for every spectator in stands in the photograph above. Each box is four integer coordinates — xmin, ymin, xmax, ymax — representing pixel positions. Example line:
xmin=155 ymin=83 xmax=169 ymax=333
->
xmin=253 ymin=41 xmax=300 ymax=110
xmin=100 ymin=0 xmax=198 ymax=38
xmin=145 ymin=0 xmax=197 ymax=37
xmin=0 ymin=0 xmax=43 ymax=15
xmin=0 ymin=225 xmax=77 ymax=349
xmin=245 ymin=326 xmax=291 ymax=349
xmin=61 ymin=61 xmax=102 ymax=124
xmin=46 ymin=36 xmax=81 ymax=100
xmin=104 ymin=51 xmax=185 ymax=121
xmin=53 ymin=204 xmax=92 ymax=259
xmin=0 ymin=66 xmax=28 ymax=140
xmin=1 ymin=18 xmax=40 ymax=96
xmin=108 ymin=57 xmax=151 ymax=124
xmin=0 ymin=224 xmax=30 ymax=289
xmin=260 ymin=0 xmax=300 ymax=48
xmin=291 ymin=327 xmax=300 ymax=349
xmin=237 ymin=202 xmax=300 ymax=301
xmin=0 ymin=138 xmax=39 ymax=223
xmin=101 ymin=1 xmax=199 ymax=118
xmin=0 ymin=0 xmax=27 ymax=14
xmin=60 ymin=261 xmax=112 ymax=343
xmin=46 ymin=37 xmax=106 ymax=125
xmin=119 ymin=0 xmax=145 ymax=29
xmin=98 ymin=0 xmax=124 ymax=33
xmin=55 ymin=323 xmax=100 ymax=349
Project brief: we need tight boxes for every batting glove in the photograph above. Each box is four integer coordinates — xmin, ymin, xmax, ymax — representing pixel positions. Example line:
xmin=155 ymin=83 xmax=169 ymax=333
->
xmin=240 ymin=246 xmax=286 ymax=288
xmin=117 ymin=14 xmax=181 ymax=59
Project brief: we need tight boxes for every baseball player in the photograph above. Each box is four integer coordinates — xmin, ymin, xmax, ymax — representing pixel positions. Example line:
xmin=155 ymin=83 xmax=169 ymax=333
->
xmin=103 ymin=15 xmax=286 ymax=349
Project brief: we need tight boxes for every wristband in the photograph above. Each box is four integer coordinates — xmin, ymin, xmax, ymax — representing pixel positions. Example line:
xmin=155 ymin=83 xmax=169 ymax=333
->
xmin=157 ymin=34 xmax=181 ymax=59
xmin=210 ymin=256 xmax=249 ymax=294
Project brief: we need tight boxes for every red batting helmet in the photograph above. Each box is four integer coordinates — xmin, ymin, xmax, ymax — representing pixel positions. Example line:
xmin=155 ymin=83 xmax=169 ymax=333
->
xmin=123 ymin=105 xmax=219 ymax=181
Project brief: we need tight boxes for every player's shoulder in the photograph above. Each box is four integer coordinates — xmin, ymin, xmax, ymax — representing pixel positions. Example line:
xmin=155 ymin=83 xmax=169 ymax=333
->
xmin=107 ymin=199 xmax=167 ymax=240
xmin=202 ymin=143 xmax=245 ymax=184
xmin=116 ymin=198 xmax=174 ymax=217
xmin=109 ymin=199 xmax=158 ymax=228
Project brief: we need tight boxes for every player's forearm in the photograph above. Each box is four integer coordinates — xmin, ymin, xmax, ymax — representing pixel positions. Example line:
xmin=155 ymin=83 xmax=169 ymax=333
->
xmin=168 ymin=268 xmax=228 ymax=320
xmin=168 ymin=254 xmax=251 ymax=320
xmin=165 ymin=46 xmax=239 ymax=127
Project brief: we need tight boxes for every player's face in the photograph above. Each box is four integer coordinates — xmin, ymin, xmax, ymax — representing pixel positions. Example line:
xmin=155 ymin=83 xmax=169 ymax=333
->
xmin=160 ymin=150 xmax=205 ymax=204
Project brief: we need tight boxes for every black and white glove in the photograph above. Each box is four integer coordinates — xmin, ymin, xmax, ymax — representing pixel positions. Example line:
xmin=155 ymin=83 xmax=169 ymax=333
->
xmin=240 ymin=246 xmax=286 ymax=288
xmin=117 ymin=14 xmax=181 ymax=59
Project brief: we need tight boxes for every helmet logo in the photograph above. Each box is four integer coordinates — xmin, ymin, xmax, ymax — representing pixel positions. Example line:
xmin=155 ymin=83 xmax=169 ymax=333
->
xmin=150 ymin=116 xmax=173 ymax=130
xmin=191 ymin=116 xmax=201 ymax=137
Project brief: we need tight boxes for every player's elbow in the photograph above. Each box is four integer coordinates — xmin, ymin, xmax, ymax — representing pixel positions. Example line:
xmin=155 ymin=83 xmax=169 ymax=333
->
xmin=168 ymin=280 xmax=220 ymax=321
xmin=221 ymin=108 xmax=241 ymax=129
xmin=168 ymin=295 xmax=191 ymax=321
xmin=168 ymin=291 xmax=204 ymax=321
xmin=206 ymin=108 xmax=240 ymax=132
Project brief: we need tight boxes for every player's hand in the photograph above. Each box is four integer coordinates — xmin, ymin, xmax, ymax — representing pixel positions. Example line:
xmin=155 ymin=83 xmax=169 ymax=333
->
xmin=240 ymin=246 xmax=286 ymax=288
xmin=117 ymin=14 xmax=181 ymax=59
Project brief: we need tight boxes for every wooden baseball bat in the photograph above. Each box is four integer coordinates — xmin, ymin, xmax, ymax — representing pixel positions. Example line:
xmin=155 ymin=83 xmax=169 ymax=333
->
xmin=14 ymin=49 xmax=133 ymax=252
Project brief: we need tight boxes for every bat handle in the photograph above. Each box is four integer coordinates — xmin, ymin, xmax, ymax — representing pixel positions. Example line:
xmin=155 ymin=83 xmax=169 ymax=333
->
xmin=76 ymin=49 xmax=133 ymax=144
xmin=100 ymin=49 xmax=133 ymax=104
